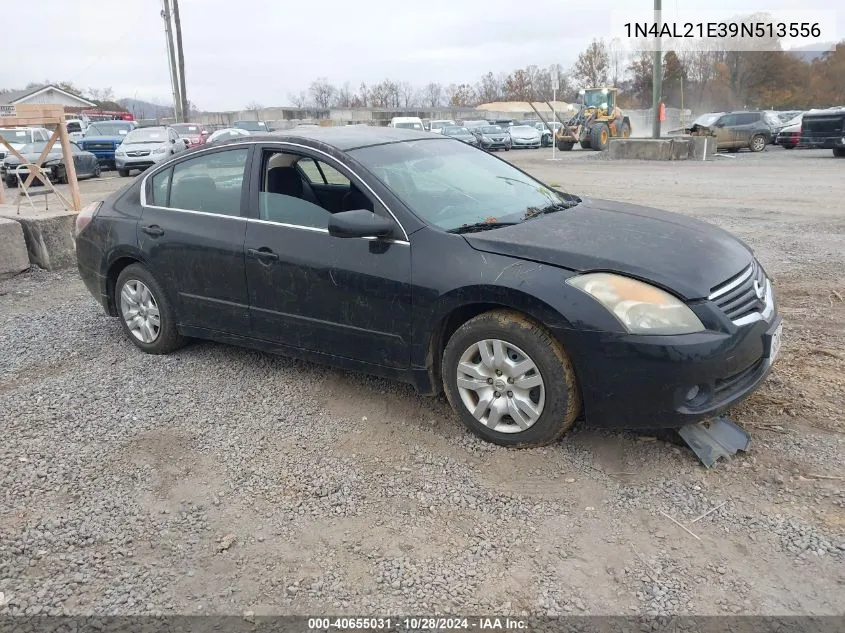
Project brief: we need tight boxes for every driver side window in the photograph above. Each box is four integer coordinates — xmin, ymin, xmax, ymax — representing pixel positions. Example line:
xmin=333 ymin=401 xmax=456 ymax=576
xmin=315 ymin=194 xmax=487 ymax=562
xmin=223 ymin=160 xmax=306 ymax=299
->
xmin=258 ymin=151 xmax=375 ymax=230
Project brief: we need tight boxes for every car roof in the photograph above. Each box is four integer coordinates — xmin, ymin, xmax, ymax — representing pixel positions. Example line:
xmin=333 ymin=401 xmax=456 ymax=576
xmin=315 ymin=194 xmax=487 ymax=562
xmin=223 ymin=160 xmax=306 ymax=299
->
xmin=212 ymin=126 xmax=438 ymax=151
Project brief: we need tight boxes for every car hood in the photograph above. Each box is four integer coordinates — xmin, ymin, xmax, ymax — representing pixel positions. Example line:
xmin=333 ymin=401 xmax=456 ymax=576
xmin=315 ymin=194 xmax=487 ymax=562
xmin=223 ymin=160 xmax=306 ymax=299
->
xmin=121 ymin=141 xmax=167 ymax=151
xmin=462 ymin=196 xmax=753 ymax=300
xmin=81 ymin=135 xmax=125 ymax=143
xmin=3 ymin=151 xmax=62 ymax=165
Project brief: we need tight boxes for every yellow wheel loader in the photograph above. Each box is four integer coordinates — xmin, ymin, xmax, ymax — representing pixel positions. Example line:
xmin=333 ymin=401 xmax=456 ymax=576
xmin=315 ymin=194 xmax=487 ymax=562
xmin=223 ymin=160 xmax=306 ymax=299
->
xmin=536 ymin=87 xmax=631 ymax=151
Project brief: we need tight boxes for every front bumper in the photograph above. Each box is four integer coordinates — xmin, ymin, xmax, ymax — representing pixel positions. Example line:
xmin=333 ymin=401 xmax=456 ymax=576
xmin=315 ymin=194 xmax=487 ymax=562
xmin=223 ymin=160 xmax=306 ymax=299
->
xmin=554 ymin=299 xmax=781 ymax=430
xmin=116 ymin=154 xmax=166 ymax=170
xmin=511 ymin=137 xmax=542 ymax=148
xmin=487 ymin=138 xmax=511 ymax=149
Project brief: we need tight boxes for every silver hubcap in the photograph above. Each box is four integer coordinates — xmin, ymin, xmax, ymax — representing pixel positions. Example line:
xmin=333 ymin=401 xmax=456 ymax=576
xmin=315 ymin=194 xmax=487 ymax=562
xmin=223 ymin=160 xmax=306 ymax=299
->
xmin=120 ymin=279 xmax=161 ymax=344
xmin=753 ymin=137 xmax=764 ymax=150
xmin=456 ymin=339 xmax=545 ymax=433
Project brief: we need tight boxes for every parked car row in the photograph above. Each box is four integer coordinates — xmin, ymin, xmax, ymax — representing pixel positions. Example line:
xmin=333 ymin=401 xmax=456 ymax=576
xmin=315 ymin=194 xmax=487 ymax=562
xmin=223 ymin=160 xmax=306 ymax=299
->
xmin=672 ymin=107 xmax=844 ymax=154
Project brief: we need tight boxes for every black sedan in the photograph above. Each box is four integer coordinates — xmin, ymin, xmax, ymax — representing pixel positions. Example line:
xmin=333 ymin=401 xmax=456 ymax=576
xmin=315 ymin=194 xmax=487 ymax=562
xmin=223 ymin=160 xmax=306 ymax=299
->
xmin=75 ymin=127 xmax=782 ymax=447
xmin=2 ymin=141 xmax=101 ymax=188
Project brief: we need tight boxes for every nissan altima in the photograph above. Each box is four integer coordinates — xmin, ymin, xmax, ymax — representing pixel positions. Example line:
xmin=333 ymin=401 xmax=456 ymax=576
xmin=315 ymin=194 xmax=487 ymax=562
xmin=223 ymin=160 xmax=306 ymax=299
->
xmin=75 ymin=127 xmax=782 ymax=447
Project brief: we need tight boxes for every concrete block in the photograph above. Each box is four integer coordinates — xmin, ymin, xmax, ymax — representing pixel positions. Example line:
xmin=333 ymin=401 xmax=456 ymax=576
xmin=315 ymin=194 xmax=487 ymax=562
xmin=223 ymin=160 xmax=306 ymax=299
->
xmin=606 ymin=137 xmax=716 ymax=161
xmin=0 ymin=217 xmax=30 ymax=279
xmin=0 ymin=208 xmax=77 ymax=271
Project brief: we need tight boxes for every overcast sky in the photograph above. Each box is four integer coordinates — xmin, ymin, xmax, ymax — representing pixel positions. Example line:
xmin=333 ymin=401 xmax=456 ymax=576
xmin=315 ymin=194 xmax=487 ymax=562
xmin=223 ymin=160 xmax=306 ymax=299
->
xmin=7 ymin=0 xmax=840 ymax=111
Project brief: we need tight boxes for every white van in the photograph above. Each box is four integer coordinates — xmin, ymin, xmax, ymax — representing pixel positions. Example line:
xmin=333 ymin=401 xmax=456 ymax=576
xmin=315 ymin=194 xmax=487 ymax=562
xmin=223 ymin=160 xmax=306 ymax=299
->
xmin=388 ymin=116 xmax=425 ymax=131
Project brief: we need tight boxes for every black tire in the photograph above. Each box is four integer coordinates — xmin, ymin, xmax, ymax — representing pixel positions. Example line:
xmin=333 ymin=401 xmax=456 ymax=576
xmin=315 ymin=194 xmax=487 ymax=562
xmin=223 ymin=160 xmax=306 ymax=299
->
xmin=557 ymin=141 xmax=574 ymax=151
xmin=833 ymin=148 xmax=845 ymax=158
xmin=621 ymin=121 xmax=632 ymax=138
xmin=590 ymin=122 xmax=610 ymax=151
xmin=5 ymin=178 xmax=16 ymax=188
xmin=115 ymin=264 xmax=185 ymax=355
xmin=93 ymin=164 xmax=101 ymax=178
xmin=441 ymin=309 xmax=581 ymax=447
xmin=783 ymin=144 xmax=795 ymax=149
xmin=57 ymin=166 xmax=68 ymax=185
xmin=580 ymin=135 xmax=592 ymax=150
xmin=749 ymin=134 xmax=766 ymax=152
xmin=118 ymin=168 xmax=130 ymax=177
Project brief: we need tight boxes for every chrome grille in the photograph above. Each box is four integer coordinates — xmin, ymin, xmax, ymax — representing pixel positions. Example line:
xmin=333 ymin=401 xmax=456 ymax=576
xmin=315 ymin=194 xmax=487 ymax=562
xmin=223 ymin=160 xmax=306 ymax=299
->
xmin=709 ymin=260 xmax=768 ymax=322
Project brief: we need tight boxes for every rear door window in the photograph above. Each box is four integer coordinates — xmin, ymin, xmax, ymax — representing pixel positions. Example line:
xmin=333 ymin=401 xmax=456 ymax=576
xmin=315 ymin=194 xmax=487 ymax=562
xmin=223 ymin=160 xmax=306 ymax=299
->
xmin=166 ymin=148 xmax=249 ymax=216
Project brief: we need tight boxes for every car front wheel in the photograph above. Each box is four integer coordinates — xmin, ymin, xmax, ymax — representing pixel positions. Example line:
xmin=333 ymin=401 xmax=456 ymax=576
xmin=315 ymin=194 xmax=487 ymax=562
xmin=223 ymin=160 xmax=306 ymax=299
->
xmin=442 ymin=309 xmax=581 ymax=447
xmin=115 ymin=264 xmax=184 ymax=354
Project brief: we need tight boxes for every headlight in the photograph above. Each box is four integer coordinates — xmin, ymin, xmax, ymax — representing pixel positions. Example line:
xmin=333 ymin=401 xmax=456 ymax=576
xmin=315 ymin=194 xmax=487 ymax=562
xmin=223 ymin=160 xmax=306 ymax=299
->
xmin=153 ymin=146 xmax=167 ymax=154
xmin=566 ymin=272 xmax=705 ymax=335
xmin=115 ymin=148 xmax=125 ymax=156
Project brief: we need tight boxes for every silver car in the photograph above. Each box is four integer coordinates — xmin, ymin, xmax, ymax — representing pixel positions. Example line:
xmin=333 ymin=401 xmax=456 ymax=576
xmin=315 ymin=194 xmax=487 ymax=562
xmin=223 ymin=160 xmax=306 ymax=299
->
xmin=115 ymin=126 xmax=187 ymax=177
xmin=508 ymin=124 xmax=542 ymax=148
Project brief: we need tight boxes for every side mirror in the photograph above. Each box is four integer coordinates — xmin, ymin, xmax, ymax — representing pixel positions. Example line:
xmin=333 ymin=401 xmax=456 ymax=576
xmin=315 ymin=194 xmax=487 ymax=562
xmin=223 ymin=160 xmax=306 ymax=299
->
xmin=328 ymin=209 xmax=394 ymax=239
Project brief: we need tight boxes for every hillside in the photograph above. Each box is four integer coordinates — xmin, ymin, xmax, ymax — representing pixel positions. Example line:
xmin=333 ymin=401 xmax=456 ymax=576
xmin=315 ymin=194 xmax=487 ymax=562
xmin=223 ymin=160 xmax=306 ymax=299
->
xmin=117 ymin=98 xmax=174 ymax=119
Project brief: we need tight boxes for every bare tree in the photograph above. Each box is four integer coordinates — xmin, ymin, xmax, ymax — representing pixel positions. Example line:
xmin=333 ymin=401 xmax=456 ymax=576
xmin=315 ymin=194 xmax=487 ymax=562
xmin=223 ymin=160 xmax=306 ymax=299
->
xmin=476 ymin=72 xmax=503 ymax=103
xmin=245 ymin=101 xmax=264 ymax=111
xmin=421 ymin=82 xmax=443 ymax=107
xmin=333 ymin=82 xmax=354 ymax=108
xmin=446 ymin=83 xmax=477 ymax=107
xmin=573 ymin=38 xmax=610 ymax=88
xmin=608 ymin=38 xmax=625 ymax=87
xmin=309 ymin=77 xmax=336 ymax=109
xmin=358 ymin=82 xmax=368 ymax=107
xmin=398 ymin=81 xmax=416 ymax=108
xmin=503 ymin=69 xmax=534 ymax=101
xmin=288 ymin=92 xmax=307 ymax=108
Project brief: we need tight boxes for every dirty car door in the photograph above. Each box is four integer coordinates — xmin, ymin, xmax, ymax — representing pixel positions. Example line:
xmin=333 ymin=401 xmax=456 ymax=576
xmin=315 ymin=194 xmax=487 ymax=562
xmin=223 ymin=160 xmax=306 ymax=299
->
xmin=713 ymin=114 xmax=736 ymax=148
xmin=137 ymin=145 xmax=252 ymax=333
xmin=244 ymin=146 xmax=412 ymax=368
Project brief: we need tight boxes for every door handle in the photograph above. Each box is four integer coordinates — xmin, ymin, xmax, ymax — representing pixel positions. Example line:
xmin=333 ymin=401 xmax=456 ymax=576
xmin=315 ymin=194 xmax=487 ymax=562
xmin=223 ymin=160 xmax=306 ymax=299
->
xmin=141 ymin=224 xmax=164 ymax=237
xmin=247 ymin=247 xmax=279 ymax=262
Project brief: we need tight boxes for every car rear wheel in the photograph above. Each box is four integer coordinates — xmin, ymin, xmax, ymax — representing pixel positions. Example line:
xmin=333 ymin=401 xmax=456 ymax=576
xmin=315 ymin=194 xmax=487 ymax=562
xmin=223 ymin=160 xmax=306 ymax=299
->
xmin=833 ymin=148 xmax=845 ymax=158
xmin=115 ymin=264 xmax=184 ymax=354
xmin=93 ymin=164 xmax=101 ymax=178
xmin=442 ymin=309 xmax=581 ymax=447
xmin=749 ymin=134 xmax=766 ymax=152
xmin=118 ymin=169 xmax=130 ymax=177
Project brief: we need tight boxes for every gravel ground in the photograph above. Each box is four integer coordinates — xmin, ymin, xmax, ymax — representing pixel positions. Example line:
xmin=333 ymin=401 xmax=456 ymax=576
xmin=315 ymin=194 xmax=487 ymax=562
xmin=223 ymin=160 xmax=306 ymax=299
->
xmin=1 ymin=147 xmax=843 ymax=618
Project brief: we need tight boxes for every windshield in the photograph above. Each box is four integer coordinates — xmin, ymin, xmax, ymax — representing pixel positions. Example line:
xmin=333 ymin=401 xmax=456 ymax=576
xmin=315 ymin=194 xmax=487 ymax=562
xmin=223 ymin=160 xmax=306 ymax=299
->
xmin=87 ymin=122 xmax=133 ymax=136
xmin=443 ymin=127 xmax=469 ymax=135
xmin=234 ymin=121 xmax=267 ymax=131
xmin=349 ymin=138 xmax=577 ymax=232
xmin=583 ymin=90 xmax=609 ymax=108
xmin=19 ymin=142 xmax=61 ymax=155
xmin=124 ymin=128 xmax=168 ymax=143
xmin=172 ymin=124 xmax=201 ymax=134
xmin=479 ymin=126 xmax=503 ymax=134
xmin=763 ymin=112 xmax=781 ymax=125
xmin=394 ymin=122 xmax=423 ymax=130
xmin=0 ymin=129 xmax=33 ymax=144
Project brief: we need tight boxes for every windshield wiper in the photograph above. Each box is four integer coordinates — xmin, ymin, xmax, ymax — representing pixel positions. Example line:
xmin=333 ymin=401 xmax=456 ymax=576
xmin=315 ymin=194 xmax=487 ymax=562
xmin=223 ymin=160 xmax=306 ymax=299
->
xmin=448 ymin=221 xmax=518 ymax=234
xmin=523 ymin=199 xmax=580 ymax=220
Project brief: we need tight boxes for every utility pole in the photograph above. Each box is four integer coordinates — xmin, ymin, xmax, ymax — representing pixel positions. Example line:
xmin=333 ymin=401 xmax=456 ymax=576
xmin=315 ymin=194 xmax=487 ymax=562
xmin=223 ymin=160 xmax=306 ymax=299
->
xmin=161 ymin=0 xmax=182 ymax=123
xmin=172 ymin=0 xmax=189 ymax=122
xmin=651 ymin=0 xmax=662 ymax=138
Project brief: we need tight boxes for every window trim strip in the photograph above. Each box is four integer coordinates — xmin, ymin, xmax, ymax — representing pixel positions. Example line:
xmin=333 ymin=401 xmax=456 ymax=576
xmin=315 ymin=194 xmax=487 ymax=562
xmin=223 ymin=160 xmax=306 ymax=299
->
xmin=139 ymin=139 xmax=410 ymax=241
